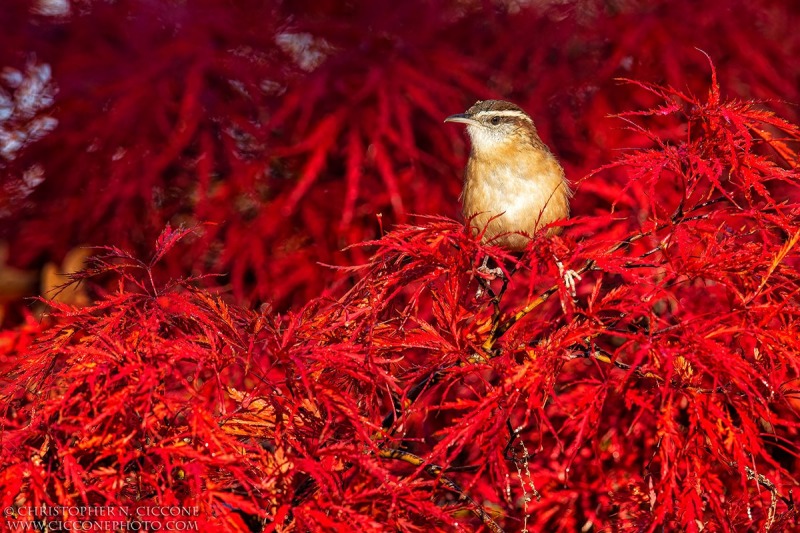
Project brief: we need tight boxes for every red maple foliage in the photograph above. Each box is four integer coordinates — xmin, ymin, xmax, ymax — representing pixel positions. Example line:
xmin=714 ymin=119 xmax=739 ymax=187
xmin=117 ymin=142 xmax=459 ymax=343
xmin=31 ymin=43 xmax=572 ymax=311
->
xmin=2 ymin=1 xmax=800 ymax=532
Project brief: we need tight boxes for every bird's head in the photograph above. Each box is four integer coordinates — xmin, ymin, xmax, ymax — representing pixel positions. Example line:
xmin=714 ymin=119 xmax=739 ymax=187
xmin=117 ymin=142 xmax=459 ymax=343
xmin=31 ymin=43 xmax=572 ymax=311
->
xmin=444 ymin=100 xmax=542 ymax=155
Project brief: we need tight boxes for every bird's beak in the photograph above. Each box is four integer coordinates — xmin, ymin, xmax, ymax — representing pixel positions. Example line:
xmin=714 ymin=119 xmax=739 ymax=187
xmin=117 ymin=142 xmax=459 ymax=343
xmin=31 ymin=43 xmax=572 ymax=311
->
xmin=444 ymin=113 xmax=479 ymax=126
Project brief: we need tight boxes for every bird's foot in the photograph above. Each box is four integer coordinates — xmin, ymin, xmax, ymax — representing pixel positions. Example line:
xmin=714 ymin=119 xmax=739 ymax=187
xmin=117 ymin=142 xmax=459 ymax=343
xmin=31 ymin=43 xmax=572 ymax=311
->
xmin=475 ymin=256 xmax=504 ymax=298
xmin=555 ymin=257 xmax=581 ymax=298
xmin=477 ymin=264 xmax=504 ymax=279
xmin=477 ymin=255 xmax=504 ymax=279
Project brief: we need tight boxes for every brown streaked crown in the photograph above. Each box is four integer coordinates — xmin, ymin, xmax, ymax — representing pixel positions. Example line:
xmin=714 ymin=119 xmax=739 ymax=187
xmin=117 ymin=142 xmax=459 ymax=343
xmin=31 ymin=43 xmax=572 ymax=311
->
xmin=459 ymin=100 xmax=543 ymax=149
xmin=464 ymin=99 xmax=527 ymax=116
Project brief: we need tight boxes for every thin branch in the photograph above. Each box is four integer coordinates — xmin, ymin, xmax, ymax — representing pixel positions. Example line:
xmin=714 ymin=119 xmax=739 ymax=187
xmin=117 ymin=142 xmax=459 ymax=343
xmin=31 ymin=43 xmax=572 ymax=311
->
xmin=740 ymin=463 xmax=795 ymax=512
xmin=379 ymin=448 xmax=505 ymax=533
xmin=482 ymin=198 xmax=727 ymax=352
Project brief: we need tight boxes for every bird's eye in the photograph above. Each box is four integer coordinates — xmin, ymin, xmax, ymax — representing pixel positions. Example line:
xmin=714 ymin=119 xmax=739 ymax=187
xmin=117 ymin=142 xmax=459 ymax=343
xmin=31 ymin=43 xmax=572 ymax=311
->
xmin=490 ymin=116 xmax=501 ymax=125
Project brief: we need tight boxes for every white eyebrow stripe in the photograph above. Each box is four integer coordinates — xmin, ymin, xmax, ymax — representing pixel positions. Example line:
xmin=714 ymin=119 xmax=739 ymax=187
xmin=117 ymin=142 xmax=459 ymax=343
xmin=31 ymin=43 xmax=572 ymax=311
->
xmin=472 ymin=110 xmax=532 ymax=122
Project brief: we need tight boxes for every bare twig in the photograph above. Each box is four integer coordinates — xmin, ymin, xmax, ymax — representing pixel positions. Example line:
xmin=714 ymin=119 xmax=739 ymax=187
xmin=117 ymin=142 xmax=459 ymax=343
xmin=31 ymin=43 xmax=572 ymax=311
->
xmin=482 ymin=198 xmax=726 ymax=352
xmin=379 ymin=448 xmax=505 ymax=533
xmin=742 ymin=464 xmax=795 ymax=512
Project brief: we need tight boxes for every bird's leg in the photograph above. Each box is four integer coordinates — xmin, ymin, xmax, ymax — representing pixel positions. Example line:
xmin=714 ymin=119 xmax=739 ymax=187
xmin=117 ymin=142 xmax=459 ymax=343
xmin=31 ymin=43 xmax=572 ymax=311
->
xmin=476 ymin=273 xmax=489 ymax=299
xmin=487 ymin=266 xmax=510 ymax=335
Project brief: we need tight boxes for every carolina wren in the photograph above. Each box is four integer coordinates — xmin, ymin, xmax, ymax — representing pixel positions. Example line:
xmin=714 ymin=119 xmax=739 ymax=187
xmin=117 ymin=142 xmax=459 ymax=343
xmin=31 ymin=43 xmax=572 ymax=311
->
xmin=445 ymin=100 xmax=571 ymax=251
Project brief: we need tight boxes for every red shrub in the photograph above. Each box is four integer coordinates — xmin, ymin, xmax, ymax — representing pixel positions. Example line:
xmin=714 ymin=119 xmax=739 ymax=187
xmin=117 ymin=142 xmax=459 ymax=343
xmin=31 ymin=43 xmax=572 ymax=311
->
xmin=2 ymin=0 xmax=800 ymax=312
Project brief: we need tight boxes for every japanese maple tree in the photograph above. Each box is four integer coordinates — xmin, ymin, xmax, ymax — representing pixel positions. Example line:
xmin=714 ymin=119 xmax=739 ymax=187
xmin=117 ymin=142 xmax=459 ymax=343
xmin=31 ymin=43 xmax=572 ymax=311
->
xmin=1 ymin=1 xmax=800 ymax=532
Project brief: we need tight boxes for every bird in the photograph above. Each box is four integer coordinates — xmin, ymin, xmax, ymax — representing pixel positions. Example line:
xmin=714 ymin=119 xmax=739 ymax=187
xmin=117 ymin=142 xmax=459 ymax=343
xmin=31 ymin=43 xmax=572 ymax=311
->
xmin=444 ymin=100 xmax=571 ymax=252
